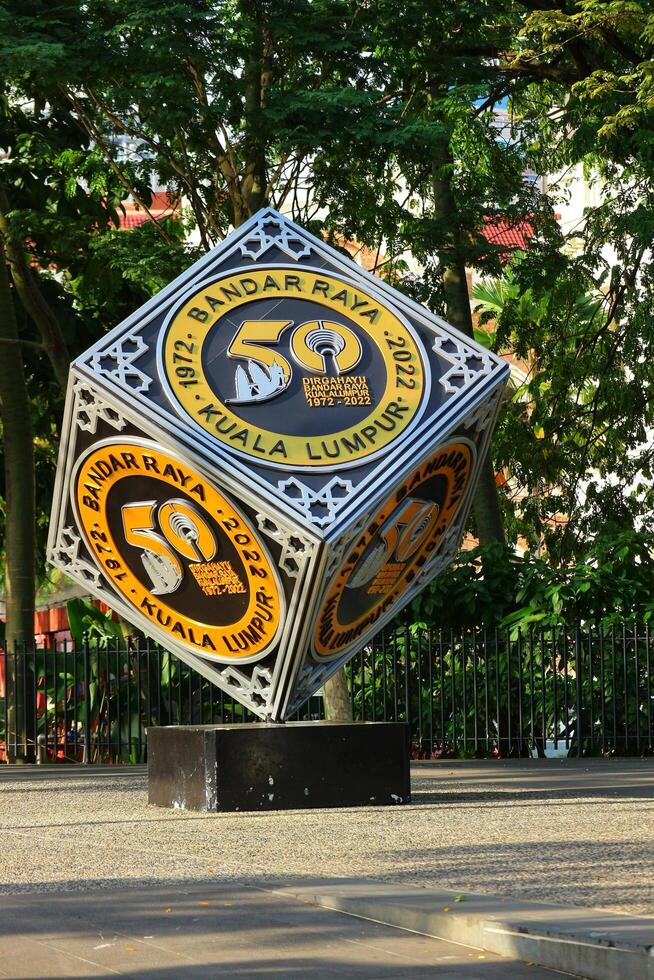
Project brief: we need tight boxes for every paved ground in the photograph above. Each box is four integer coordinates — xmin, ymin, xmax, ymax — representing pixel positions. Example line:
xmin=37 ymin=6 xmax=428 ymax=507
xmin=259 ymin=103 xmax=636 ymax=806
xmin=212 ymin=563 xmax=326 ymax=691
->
xmin=0 ymin=880 xmax=562 ymax=979
xmin=1 ymin=759 xmax=653 ymax=917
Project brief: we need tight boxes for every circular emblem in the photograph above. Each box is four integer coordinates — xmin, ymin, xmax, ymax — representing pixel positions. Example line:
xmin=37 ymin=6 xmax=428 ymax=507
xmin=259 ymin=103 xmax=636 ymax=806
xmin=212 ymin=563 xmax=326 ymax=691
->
xmin=73 ymin=440 xmax=283 ymax=662
xmin=159 ymin=266 xmax=428 ymax=470
xmin=313 ymin=442 xmax=475 ymax=658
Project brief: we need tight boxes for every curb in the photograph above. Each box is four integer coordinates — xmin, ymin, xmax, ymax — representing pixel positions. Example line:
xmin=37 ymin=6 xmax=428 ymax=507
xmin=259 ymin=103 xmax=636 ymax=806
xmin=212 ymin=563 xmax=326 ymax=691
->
xmin=269 ymin=880 xmax=654 ymax=980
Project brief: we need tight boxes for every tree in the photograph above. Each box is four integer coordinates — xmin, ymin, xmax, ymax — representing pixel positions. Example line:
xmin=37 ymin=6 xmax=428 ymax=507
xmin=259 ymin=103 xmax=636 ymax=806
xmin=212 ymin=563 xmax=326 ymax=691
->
xmin=2 ymin=0 xmax=366 ymax=239
xmin=473 ymin=0 xmax=654 ymax=558
xmin=313 ymin=0 xmax=654 ymax=560
xmin=298 ymin=0 xmax=559 ymax=545
xmin=1 ymin=0 xmax=370 ymax=720
xmin=0 ymin=208 xmax=35 ymax=758
xmin=0 ymin=228 xmax=35 ymax=646
xmin=3 ymin=0 xmax=652 ymax=732
xmin=0 ymin=96 xmax=113 ymax=651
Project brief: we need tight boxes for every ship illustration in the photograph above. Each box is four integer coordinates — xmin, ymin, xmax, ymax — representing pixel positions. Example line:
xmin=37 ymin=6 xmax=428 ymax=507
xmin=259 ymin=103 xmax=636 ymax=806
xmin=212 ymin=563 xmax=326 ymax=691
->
xmin=140 ymin=549 xmax=182 ymax=596
xmin=346 ymin=541 xmax=388 ymax=589
xmin=227 ymin=359 xmax=288 ymax=404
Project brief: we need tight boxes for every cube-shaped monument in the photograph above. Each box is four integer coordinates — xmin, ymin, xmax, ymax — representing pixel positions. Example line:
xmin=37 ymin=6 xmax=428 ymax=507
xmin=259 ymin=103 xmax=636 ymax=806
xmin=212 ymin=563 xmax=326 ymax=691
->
xmin=49 ymin=209 xmax=509 ymax=720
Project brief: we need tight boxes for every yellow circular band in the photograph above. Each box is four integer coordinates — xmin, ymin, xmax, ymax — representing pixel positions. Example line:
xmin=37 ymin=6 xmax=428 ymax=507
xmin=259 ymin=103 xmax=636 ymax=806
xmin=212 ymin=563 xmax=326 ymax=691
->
xmin=162 ymin=268 xmax=426 ymax=468
xmin=75 ymin=442 xmax=282 ymax=660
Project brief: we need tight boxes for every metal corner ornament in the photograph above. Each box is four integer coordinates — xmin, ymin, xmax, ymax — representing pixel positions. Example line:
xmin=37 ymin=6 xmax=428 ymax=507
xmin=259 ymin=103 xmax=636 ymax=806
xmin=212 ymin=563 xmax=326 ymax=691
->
xmin=48 ymin=209 xmax=509 ymax=721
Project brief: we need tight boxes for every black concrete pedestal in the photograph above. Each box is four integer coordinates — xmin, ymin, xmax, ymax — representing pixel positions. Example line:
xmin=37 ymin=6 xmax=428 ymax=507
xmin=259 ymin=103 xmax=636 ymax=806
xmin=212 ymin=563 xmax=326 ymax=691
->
xmin=147 ymin=721 xmax=410 ymax=812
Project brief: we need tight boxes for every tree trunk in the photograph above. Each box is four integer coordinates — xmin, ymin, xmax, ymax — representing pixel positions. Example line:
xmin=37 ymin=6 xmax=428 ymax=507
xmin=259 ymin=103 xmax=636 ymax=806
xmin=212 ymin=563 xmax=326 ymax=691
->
xmin=322 ymin=667 xmax=353 ymax=722
xmin=0 ymin=183 xmax=70 ymax=392
xmin=0 ymin=248 xmax=36 ymax=760
xmin=232 ymin=144 xmax=356 ymax=720
xmin=241 ymin=10 xmax=272 ymax=218
xmin=431 ymin=139 xmax=505 ymax=544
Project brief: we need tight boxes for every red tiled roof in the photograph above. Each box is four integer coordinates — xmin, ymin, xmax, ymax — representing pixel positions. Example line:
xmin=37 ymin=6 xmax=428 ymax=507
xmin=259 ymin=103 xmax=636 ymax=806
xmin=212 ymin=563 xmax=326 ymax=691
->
xmin=481 ymin=216 xmax=534 ymax=251
xmin=117 ymin=191 xmax=178 ymax=230
xmin=120 ymin=211 xmax=152 ymax=229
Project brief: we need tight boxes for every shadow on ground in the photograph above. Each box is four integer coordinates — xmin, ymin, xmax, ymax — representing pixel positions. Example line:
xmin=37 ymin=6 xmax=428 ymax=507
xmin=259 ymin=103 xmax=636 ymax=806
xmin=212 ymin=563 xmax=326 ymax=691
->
xmin=0 ymin=880 xmax=557 ymax=979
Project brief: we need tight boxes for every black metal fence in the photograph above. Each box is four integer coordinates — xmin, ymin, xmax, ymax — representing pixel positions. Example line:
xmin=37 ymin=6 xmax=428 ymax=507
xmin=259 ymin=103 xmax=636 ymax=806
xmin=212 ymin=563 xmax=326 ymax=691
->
xmin=1 ymin=622 xmax=653 ymax=763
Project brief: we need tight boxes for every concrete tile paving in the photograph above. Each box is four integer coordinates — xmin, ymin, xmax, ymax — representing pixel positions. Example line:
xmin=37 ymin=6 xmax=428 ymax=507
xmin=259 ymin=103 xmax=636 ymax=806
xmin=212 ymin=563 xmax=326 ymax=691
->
xmin=1 ymin=759 xmax=653 ymax=917
xmin=0 ymin=880 xmax=564 ymax=979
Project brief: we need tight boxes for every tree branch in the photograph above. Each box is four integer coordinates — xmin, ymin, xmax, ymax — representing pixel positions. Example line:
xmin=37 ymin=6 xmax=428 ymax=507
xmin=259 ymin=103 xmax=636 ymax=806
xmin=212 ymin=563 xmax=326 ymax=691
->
xmin=60 ymin=88 xmax=176 ymax=245
xmin=0 ymin=337 xmax=45 ymax=350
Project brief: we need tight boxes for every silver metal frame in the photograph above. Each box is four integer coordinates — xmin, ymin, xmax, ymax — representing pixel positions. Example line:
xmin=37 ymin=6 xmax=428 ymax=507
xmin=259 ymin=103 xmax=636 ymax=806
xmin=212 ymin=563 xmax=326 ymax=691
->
xmin=72 ymin=209 xmax=509 ymax=536
xmin=280 ymin=421 xmax=498 ymax=718
xmin=49 ymin=209 xmax=510 ymax=720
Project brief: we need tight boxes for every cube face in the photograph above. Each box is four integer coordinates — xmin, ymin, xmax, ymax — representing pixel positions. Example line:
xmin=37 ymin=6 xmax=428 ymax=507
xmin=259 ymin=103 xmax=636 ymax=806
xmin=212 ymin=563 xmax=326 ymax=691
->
xmin=48 ymin=373 xmax=320 ymax=719
xmin=284 ymin=423 xmax=499 ymax=714
xmin=157 ymin=263 xmax=428 ymax=474
xmin=49 ymin=209 xmax=509 ymax=720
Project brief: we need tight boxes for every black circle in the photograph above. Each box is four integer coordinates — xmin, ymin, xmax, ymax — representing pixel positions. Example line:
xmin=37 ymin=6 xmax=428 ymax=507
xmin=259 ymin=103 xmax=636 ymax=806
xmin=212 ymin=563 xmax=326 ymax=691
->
xmin=200 ymin=296 xmax=388 ymax=438
xmin=104 ymin=475 xmax=251 ymax=626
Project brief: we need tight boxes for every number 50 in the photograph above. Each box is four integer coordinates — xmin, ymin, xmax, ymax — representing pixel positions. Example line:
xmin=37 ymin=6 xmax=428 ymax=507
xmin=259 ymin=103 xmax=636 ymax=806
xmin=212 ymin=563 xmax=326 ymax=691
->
xmin=227 ymin=317 xmax=361 ymax=385
xmin=121 ymin=498 xmax=216 ymax=595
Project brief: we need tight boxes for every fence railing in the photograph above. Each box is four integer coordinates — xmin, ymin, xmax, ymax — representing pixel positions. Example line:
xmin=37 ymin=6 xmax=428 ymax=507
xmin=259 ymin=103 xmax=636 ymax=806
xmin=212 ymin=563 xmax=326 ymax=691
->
xmin=1 ymin=622 xmax=652 ymax=763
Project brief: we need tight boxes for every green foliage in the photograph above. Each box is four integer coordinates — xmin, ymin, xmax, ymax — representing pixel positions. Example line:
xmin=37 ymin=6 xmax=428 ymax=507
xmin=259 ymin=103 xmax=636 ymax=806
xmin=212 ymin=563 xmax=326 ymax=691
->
xmin=1 ymin=0 xmax=365 ymax=237
xmin=474 ymin=246 xmax=654 ymax=558
xmin=410 ymin=531 xmax=654 ymax=633
xmin=306 ymin=0 xmax=551 ymax=287
xmin=66 ymin=598 xmax=124 ymax=647
xmin=490 ymin=2 xmax=654 ymax=556
xmin=0 ymin=89 xmax=190 ymax=586
xmin=499 ymin=531 xmax=654 ymax=632
xmin=1 ymin=0 xmax=654 ymax=620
